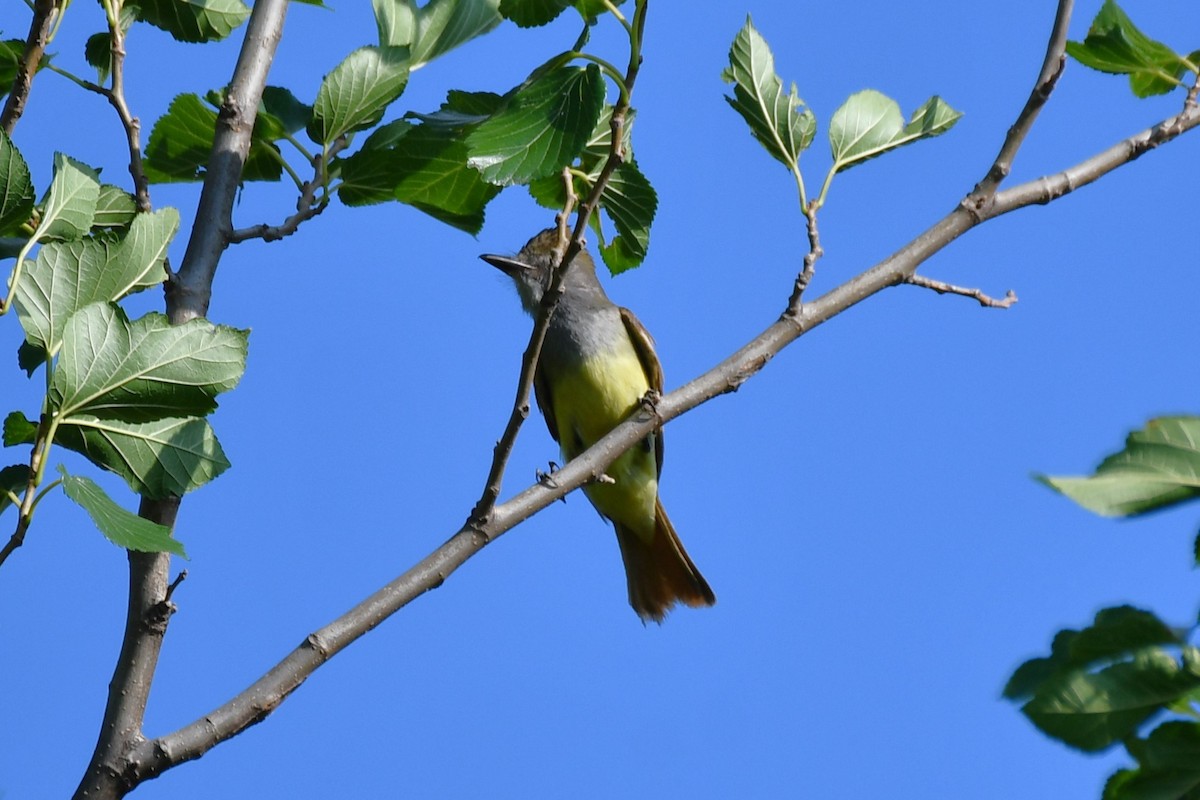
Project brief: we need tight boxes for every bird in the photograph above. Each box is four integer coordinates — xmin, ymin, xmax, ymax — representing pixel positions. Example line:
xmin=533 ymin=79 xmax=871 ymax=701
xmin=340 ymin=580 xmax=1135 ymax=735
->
xmin=481 ymin=227 xmax=715 ymax=622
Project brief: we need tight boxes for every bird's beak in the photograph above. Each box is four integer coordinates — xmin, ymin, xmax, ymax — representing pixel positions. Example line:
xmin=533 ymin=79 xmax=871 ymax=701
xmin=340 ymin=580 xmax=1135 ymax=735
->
xmin=480 ymin=253 xmax=532 ymax=277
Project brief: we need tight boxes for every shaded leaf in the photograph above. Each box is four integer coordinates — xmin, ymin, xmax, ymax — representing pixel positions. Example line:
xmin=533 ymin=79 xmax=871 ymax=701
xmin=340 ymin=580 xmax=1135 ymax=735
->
xmin=0 ymin=129 xmax=34 ymax=236
xmin=1106 ymin=722 xmax=1200 ymax=800
xmin=136 ymin=0 xmax=250 ymax=44
xmin=2 ymin=411 xmax=37 ymax=447
xmin=500 ymin=0 xmax=571 ymax=28
xmin=144 ymin=93 xmax=281 ymax=183
xmin=0 ymin=464 xmax=30 ymax=516
xmin=1066 ymin=0 xmax=1195 ymax=98
xmin=59 ymin=465 xmax=187 ymax=557
xmin=722 ymin=17 xmax=815 ymax=171
xmin=258 ymin=86 xmax=313 ymax=140
xmin=50 ymin=303 xmax=248 ymax=422
xmin=338 ymin=118 xmax=500 ymax=233
xmin=55 ymin=414 xmax=230 ymax=498
xmin=308 ymin=46 xmax=410 ymax=145
xmin=1038 ymin=416 xmax=1200 ymax=517
xmin=466 ymin=64 xmax=605 ymax=186
xmin=597 ymin=159 xmax=656 ymax=274
xmin=84 ymin=6 xmax=137 ymax=84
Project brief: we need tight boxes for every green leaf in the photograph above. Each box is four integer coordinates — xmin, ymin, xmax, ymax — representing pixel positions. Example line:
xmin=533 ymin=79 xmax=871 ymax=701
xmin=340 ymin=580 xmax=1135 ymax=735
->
xmin=1066 ymin=0 xmax=1194 ymax=98
xmin=597 ymin=159 xmax=656 ymax=274
xmin=1038 ymin=416 xmax=1200 ymax=517
xmin=1106 ymin=722 xmax=1200 ymax=799
xmin=135 ymin=0 xmax=250 ymax=44
xmin=1022 ymin=648 xmax=1200 ymax=752
xmin=573 ymin=0 xmax=621 ymax=22
xmin=722 ymin=17 xmax=815 ymax=171
xmin=2 ymin=411 xmax=37 ymax=447
xmin=15 ymin=208 xmax=180 ymax=355
xmin=308 ymin=46 xmax=410 ymax=145
xmin=1005 ymin=606 xmax=1182 ymax=701
xmin=257 ymin=86 xmax=313 ymax=140
xmin=338 ymin=118 xmax=500 ymax=233
xmin=500 ymin=0 xmax=571 ymax=28
xmin=92 ymin=184 xmax=138 ymax=229
xmin=58 ymin=465 xmax=186 ymax=557
xmin=466 ymin=64 xmax=605 ymax=186
xmin=84 ymin=6 xmax=137 ymax=83
xmin=0 ymin=129 xmax=35 ymax=236
xmin=0 ymin=40 xmax=25 ymax=97
xmin=1005 ymin=607 xmax=1196 ymax=752
xmin=50 ymin=303 xmax=248 ymax=422
xmin=374 ymin=0 xmax=502 ymax=65
xmin=37 ymin=154 xmax=101 ymax=242
xmin=144 ymin=93 xmax=282 ymax=183
xmin=16 ymin=339 xmax=43 ymax=376
xmin=0 ymin=464 xmax=30 ymax=516
xmin=829 ymin=90 xmax=962 ymax=173
xmin=54 ymin=414 xmax=230 ymax=498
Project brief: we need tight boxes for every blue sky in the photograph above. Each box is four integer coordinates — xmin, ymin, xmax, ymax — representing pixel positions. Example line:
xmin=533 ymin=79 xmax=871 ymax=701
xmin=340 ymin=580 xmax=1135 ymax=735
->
xmin=3 ymin=1 xmax=1199 ymax=797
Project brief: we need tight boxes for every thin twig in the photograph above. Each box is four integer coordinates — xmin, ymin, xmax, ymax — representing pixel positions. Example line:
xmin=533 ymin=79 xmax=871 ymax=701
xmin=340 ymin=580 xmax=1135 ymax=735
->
xmin=906 ymin=274 xmax=1017 ymax=308
xmin=0 ymin=0 xmax=60 ymax=135
xmin=971 ymin=0 xmax=1074 ymax=202
xmin=786 ymin=201 xmax=824 ymax=312
xmin=229 ymin=137 xmax=346 ymax=243
xmin=104 ymin=9 xmax=152 ymax=213
xmin=469 ymin=2 xmax=647 ymax=526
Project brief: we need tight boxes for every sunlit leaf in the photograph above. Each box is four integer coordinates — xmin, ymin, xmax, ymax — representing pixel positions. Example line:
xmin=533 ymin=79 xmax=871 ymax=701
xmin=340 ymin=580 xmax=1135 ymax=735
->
xmin=308 ymin=46 xmax=410 ymax=144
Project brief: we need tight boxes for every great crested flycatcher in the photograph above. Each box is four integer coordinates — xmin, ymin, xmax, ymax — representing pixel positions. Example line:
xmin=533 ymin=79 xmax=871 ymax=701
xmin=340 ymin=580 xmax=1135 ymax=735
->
xmin=482 ymin=227 xmax=715 ymax=622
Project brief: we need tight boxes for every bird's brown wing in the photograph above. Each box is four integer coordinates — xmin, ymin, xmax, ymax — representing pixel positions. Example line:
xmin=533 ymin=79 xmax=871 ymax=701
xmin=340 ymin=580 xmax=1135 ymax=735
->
xmin=619 ymin=306 xmax=665 ymax=475
xmin=532 ymin=364 xmax=560 ymax=445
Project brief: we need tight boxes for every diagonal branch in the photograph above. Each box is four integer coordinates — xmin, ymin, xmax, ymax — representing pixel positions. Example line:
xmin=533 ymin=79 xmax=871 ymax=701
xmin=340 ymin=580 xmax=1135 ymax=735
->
xmin=129 ymin=48 xmax=1200 ymax=786
xmin=0 ymin=0 xmax=61 ymax=135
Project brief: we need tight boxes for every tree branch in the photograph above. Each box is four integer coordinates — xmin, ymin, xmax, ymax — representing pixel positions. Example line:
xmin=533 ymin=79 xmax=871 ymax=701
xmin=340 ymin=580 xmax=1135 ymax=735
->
xmin=228 ymin=137 xmax=347 ymax=243
xmin=104 ymin=8 xmax=152 ymax=213
xmin=0 ymin=0 xmax=60 ymax=135
xmin=971 ymin=0 xmax=1073 ymax=200
xmin=166 ymin=0 xmax=290 ymax=323
xmin=906 ymin=274 xmax=1018 ymax=308
xmin=73 ymin=2 xmax=290 ymax=798
xmin=122 ymin=46 xmax=1200 ymax=786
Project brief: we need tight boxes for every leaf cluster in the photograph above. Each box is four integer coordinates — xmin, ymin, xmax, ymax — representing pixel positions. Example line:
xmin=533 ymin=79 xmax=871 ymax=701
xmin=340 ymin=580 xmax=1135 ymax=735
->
xmin=0 ymin=143 xmax=246 ymax=557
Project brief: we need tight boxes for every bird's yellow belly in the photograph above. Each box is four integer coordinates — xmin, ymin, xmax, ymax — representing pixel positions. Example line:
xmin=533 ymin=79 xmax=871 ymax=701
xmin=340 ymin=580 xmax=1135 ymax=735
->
xmin=550 ymin=347 xmax=658 ymax=537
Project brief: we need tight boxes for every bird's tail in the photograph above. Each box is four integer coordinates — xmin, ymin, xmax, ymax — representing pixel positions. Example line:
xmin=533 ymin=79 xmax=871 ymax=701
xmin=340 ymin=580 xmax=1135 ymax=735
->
xmin=614 ymin=500 xmax=715 ymax=623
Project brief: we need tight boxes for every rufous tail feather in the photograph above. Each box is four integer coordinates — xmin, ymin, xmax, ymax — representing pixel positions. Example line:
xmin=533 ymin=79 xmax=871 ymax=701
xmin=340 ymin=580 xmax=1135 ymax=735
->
xmin=613 ymin=500 xmax=715 ymax=623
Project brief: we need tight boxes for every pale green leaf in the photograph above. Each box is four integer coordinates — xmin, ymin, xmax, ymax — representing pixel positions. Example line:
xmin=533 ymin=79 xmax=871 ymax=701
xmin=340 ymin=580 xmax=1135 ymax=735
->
xmin=92 ymin=184 xmax=138 ymax=229
xmin=37 ymin=153 xmax=100 ymax=242
xmin=55 ymin=414 xmax=230 ymax=498
xmin=722 ymin=17 xmax=815 ymax=171
xmin=15 ymin=209 xmax=179 ymax=356
xmin=830 ymin=90 xmax=961 ymax=173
